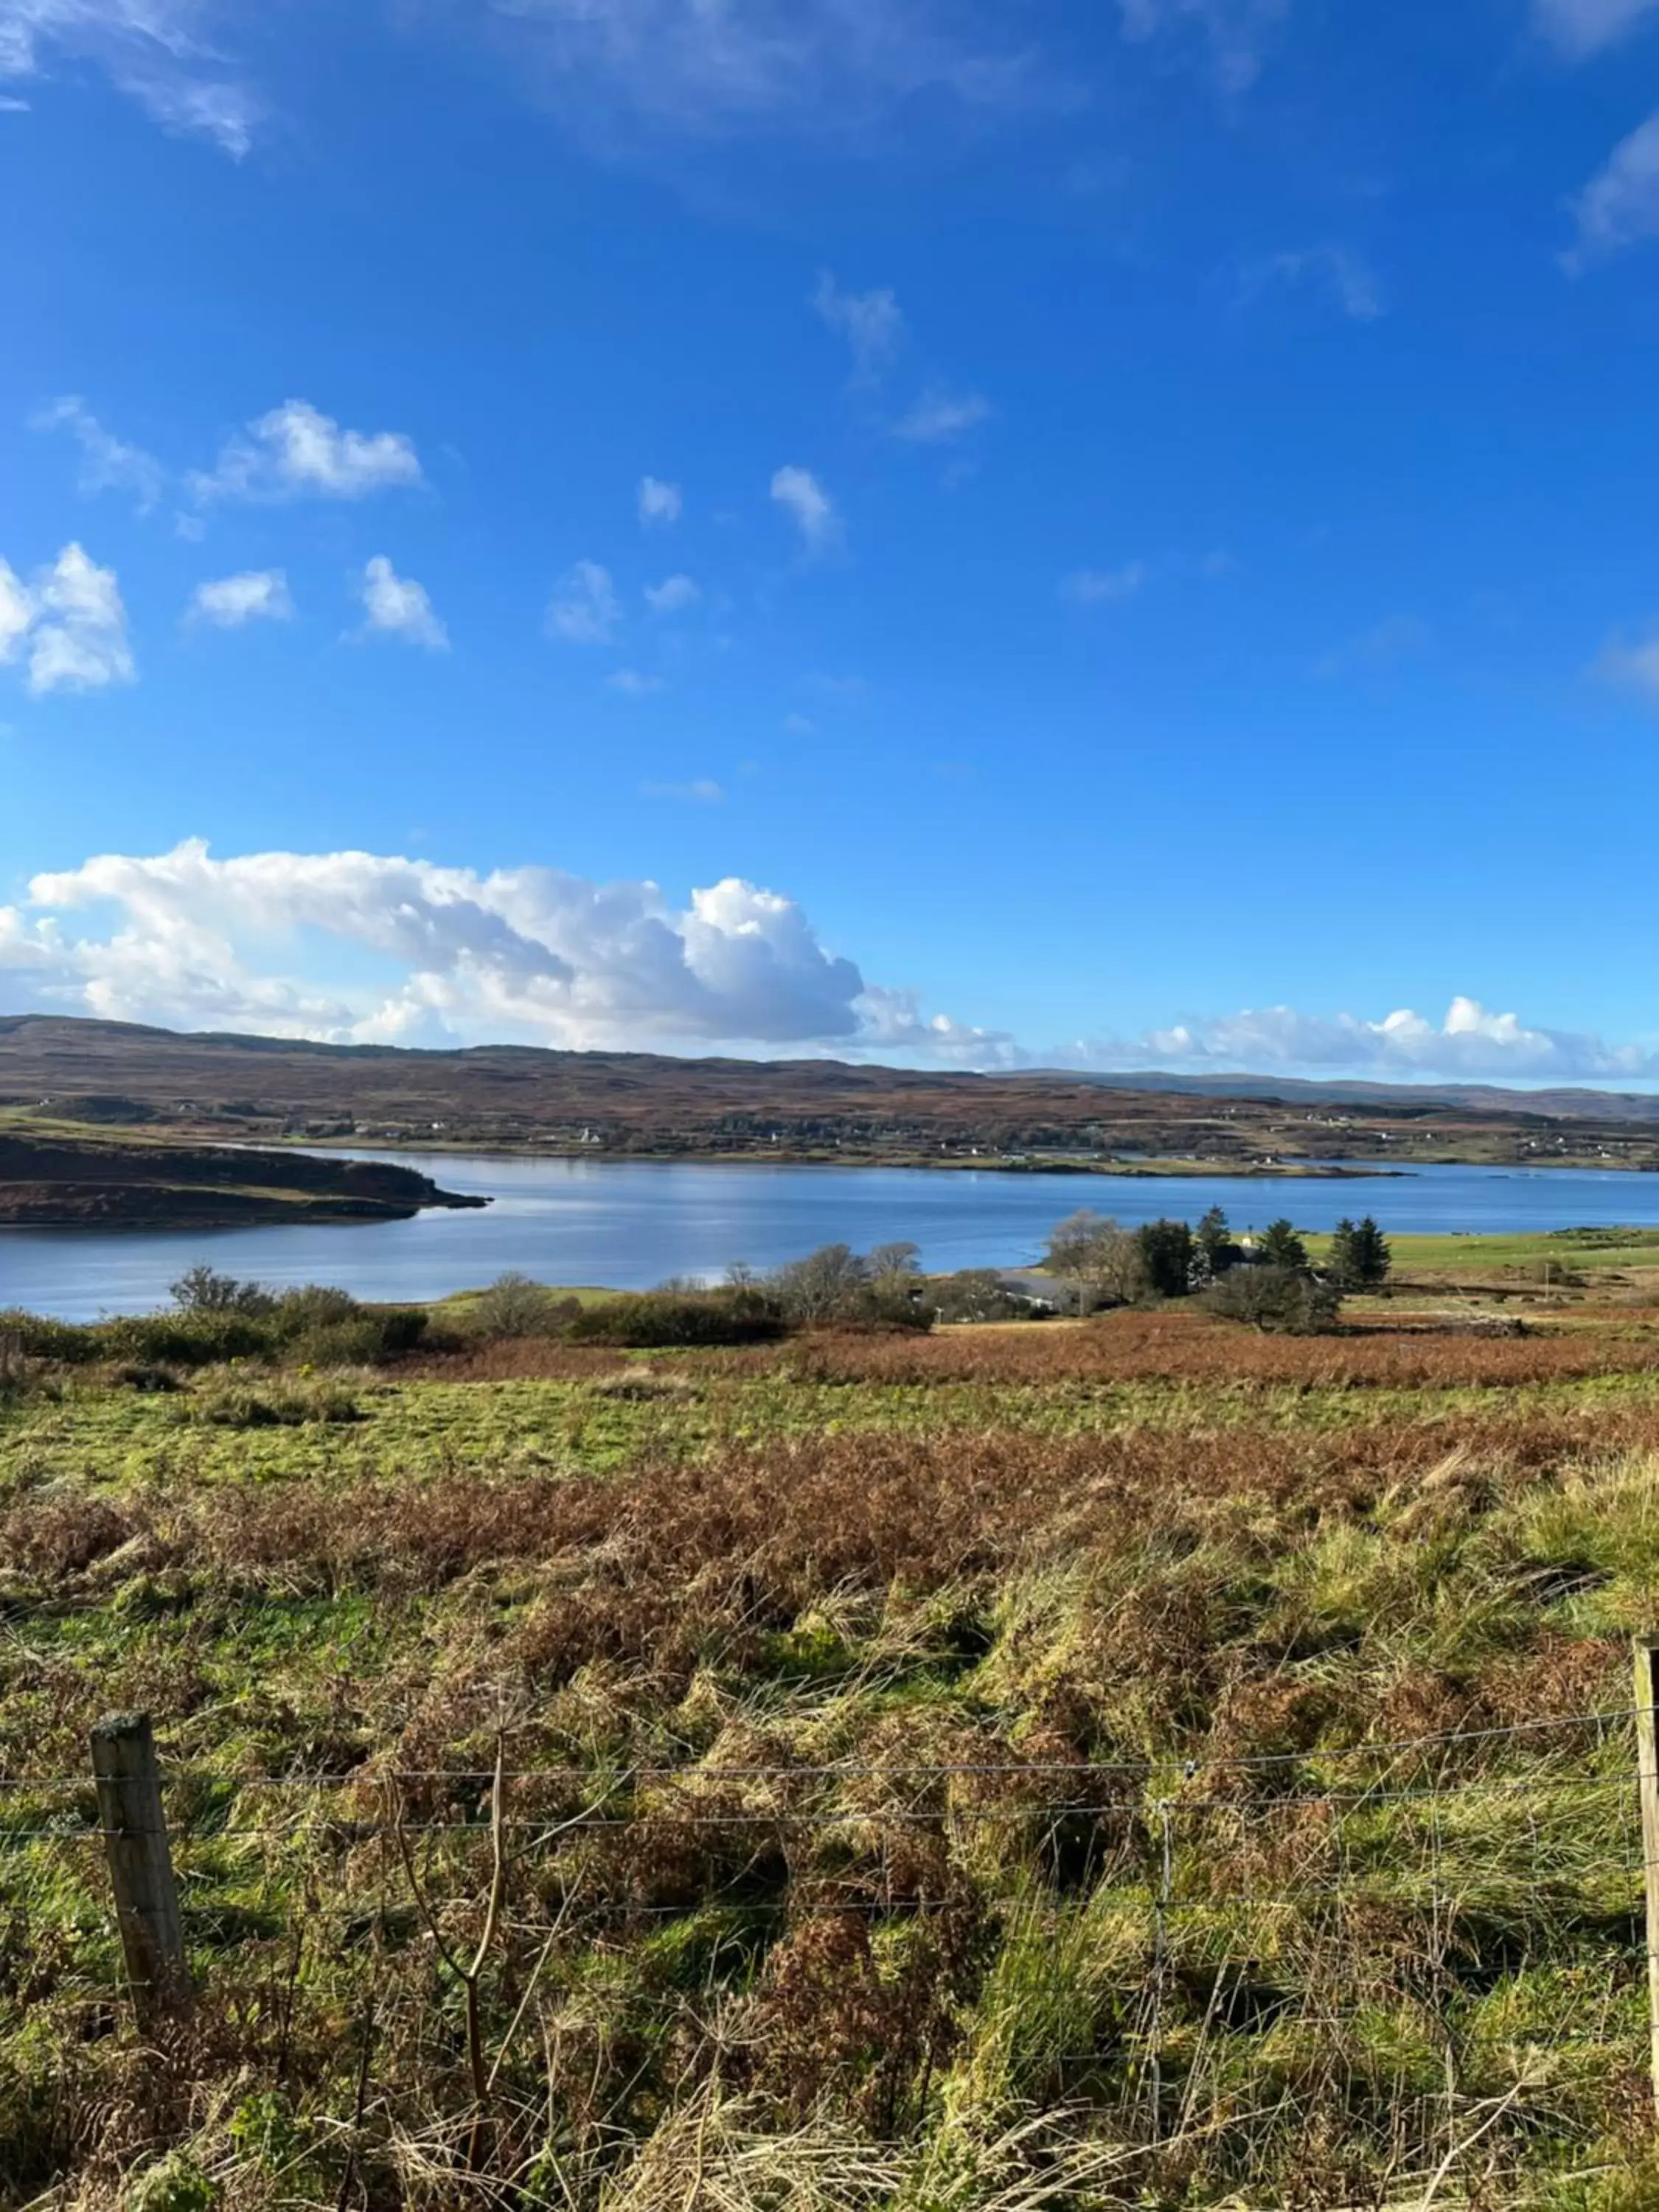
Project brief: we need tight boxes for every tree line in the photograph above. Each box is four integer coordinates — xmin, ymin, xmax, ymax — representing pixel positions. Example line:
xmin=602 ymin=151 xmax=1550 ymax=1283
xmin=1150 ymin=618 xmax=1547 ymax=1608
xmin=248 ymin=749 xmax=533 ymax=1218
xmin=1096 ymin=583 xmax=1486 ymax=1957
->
xmin=1044 ymin=1208 xmax=1391 ymax=1333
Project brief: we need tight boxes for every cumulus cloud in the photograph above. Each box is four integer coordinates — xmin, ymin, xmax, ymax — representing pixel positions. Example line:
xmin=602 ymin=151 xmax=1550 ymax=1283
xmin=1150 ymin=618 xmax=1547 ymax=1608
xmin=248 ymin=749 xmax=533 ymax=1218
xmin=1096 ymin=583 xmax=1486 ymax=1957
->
xmin=1068 ymin=997 xmax=1659 ymax=1083
xmin=812 ymin=271 xmax=905 ymax=379
xmin=0 ymin=0 xmax=257 ymax=153
xmin=1063 ymin=562 xmax=1147 ymax=605
xmin=354 ymin=555 xmax=448 ymax=650
xmin=189 ymin=399 xmax=424 ymax=505
xmin=31 ymin=395 xmax=165 ymax=511
xmin=0 ymin=838 xmax=960 ymax=1051
xmin=638 ymin=474 xmax=682 ymax=526
xmin=644 ymin=573 xmax=700 ymax=614
xmin=1565 ymin=112 xmax=1659 ymax=265
xmin=1116 ymin=0 xmax=1288 ymax=92
xmin=771 ymin=465 xmax=840 ymax=552
xmin=547 ymin=559 xmax=621 ymax=644
xmin=1534 ymin=0 xmax=1659 ymax=55
xmin=1240 ymin=246 xmax=1384 ymax=321
xmin=892 ymin=386 xmax=991 ymax=442
xmin=0 ymin=542 xmax=134 ymax=695
xmin=187 ymin=568 xmax=293 ymax=627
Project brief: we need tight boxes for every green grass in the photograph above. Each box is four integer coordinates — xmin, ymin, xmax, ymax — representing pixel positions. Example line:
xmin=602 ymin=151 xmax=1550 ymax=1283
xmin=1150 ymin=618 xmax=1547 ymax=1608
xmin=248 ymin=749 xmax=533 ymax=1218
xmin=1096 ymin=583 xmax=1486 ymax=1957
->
xmin=11 ymin=1313 xmax=1659 ymax=2208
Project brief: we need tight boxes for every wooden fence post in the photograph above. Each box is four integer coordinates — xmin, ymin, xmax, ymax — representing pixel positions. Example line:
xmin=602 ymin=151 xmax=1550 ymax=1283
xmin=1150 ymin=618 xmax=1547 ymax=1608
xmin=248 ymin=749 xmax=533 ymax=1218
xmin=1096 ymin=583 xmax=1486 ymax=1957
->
xmin=90 ymin=1711 xmax=190 ymax=2034
xmin=1634 ymin=1641 xmax=1659 ymax=2124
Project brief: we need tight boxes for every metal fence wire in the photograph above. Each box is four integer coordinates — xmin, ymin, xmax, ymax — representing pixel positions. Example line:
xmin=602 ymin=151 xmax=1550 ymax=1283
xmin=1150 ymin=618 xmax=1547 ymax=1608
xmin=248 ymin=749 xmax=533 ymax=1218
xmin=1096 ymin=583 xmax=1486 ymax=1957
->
xmin=3 ymin=1698 xmax=1655 ymax=2202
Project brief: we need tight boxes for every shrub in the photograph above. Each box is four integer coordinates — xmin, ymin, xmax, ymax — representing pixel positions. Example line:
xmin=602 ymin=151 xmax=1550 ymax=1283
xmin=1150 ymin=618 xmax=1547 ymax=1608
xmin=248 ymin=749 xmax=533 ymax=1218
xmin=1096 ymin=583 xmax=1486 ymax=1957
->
xmin=465 ymin=1272 xmax=579 ymax=1340
xmin=0 ymin=1308 xmax=97 ymax=1363
xmin=568 ymin=1290 xmax=785 ymax=1347
xmin=928 ymin=1270 xmax=1030 ymax=1324
xmin=1201 ymin=1264 xmax=1343 ymax=1335
xmin=184 ymin=1377 xmax=363 ymax=1428
xmin=285 ymin=1308 xmax=429 ymax=1367
xmin=170 ymin=1264 xmax=277 ymax=1317
xmin=97 ymin=1310 xmax=279 ymax=1367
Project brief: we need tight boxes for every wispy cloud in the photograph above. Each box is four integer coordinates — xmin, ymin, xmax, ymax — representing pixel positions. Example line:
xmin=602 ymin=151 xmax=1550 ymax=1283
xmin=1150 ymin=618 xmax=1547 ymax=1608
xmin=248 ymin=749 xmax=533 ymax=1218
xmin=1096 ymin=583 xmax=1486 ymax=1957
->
xmin=608 ymin=667 xmax=665 ymax=694
xmin=1240 ymin=246 xmax=1384 ymax=321
xmin=892 ymin=386 xmax=992 ymax=442
xmin=1533 ymin=0 xmax=1659 ymax=56
xmin=638 ymin=474 xmax=682 ymax=526
xmin=644 ymin=573 xmax=700 ymax=614
xmin=812 ymin=271 xmax=905 ymax=380
xmin=1314 ymin=613 xmax=1429 ymax=679
xmin=1116 ymin=0 xmax=1289 ymax=93
xmin=641 ymin=776 xmax=722 ymax=800
xmin=30 ymin=395 xmax=165 ymax=511
xmin=1564 ymin=112 xmax=1659 ymax=266
xmin=190 ymin=400 xmax=424 ymax=505
xmin=188 ymin=568 xmax=293 ymax=627
xmin=547 ymin=559 xmax=622 ymax=643
xmin=0 ymin=541 xmax=134 ymax=695
xmin=0 ymin=0 xmax=258 ymax=153
xmin=1594 ymin=622 xmax=1659 ymax=698
xmin=1062 ymin=562 xmax=1148 ymax=605
xmin=461 ymin=0 xmax=1046 ymax=143
xmin=771 ymin=465 xmax=841 ymax=553
xmin=354 ymin=556 xmax=448 ymax=650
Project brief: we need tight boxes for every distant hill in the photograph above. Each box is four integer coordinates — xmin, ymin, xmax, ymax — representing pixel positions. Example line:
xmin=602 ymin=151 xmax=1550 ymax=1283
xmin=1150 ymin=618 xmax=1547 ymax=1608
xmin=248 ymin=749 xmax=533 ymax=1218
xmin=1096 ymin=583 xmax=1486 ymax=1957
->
xmin=4 ymin=1012 xmax=1658 ymax=1169
xmin=998 ymin=1067 xmax=1659 ymax=1124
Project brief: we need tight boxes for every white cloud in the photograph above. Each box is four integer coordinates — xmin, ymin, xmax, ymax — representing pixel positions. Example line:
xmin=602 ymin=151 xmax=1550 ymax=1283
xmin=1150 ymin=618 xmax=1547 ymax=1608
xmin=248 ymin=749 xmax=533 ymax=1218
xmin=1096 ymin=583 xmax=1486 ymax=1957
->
xmin=782 ymin=710 xmax=815 ymax=735
xmin=1534 ymin=0 xmax=1659 ymax=55
xmin=1070 ymin=997 xmax=1659 ymax=1083
xmin=547 ymin=559 xmax=621 ymax=644
xmin=462 ymin=0 xmax=1042 ymax=140
xmin=190 ymin=399 xmax=424 ymax=505
xmin=644 ymin=572 xmax=700 ymax=614
xmin=0 ymin=541 xmax=134 ymax=695
xmin=31 ymin=395 xmax=165 ymax=510
xmin=641 ymin=776 xmax=722 ymax=801
xmin=1565 ymin=112 xmax=1659 ymax=265
xmin=1116 ymin=0 xmax=1288 ymax=91
xmin=1241 ymin=246 xmax=1384 ymax=321
xmin=355 ymin=555 xmax=448 ymax=650
xmin=608 ymin=667 xmax=664 ymax=693
xmin=811 ymin=271 xmax=905 ymax=378
xmin=771 ymin=465 xmax=840 ymax=553
xmin=1595 ymin=624 xmax=1659 ymax=698
xmin=0 ymin=0 xmax=257 ymax=153
xmin=892 ymin=386 xmax=991 ymax=442
xmin=1063 ymin=562 xmax=1147 ymax=605
xmin=1314 ymin=613 xmax=1430 ymax=678
xmin=1 ymin=838 xmax=929 ymax=1050
xmin=187 ymin=568 xmax=293 ymax=627
xmin=638 ymin=474 xmax=683 ymax=526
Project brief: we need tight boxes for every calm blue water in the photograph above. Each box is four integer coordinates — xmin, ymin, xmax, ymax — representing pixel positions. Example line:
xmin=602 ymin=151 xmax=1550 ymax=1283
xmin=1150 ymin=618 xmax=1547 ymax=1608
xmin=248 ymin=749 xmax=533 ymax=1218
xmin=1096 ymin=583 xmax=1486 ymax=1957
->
xmin=4 ymin=1152 xmax=1659 ymax=1321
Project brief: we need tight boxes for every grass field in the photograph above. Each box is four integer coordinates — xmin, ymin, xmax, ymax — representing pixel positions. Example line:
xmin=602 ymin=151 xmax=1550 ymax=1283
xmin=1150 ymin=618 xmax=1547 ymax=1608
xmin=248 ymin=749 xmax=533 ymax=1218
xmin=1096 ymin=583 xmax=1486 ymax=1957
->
xmin=8 ymin=1279 xmax=1659 ymax=2209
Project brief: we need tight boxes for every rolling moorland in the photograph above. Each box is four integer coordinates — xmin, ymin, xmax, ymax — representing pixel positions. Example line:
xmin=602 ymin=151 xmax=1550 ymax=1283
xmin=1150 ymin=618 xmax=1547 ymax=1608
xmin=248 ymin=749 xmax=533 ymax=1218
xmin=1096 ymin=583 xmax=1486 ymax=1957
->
xmin=7 ymin=1012 xmax=1659 ymax=1171
xmin=9 ymin=1225 xmax=1659 ymax=2209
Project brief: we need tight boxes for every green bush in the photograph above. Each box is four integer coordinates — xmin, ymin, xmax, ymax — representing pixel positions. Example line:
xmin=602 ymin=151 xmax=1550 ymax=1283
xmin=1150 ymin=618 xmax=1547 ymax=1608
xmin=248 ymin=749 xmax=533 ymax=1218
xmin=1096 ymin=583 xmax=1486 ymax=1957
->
xmin=567 ymin=1290 xmax=785 ymax=1347
xmin=1201 ymin=1264 xmax=1343 ymax=1335
xmin=463 ymin=1272 xmax=580 ymax=1340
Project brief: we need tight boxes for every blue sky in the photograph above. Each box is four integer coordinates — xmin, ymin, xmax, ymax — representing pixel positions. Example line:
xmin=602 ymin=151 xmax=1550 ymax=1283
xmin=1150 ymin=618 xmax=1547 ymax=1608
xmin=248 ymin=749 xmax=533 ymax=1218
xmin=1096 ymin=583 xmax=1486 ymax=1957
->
xmin=4 ymin=0 xmax=1659 ymax=1082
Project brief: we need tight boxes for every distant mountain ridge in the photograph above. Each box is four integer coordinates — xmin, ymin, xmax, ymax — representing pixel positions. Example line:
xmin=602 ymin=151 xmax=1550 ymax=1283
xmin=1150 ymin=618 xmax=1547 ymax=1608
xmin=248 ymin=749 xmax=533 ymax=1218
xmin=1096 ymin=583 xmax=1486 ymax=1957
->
xmin=4 ymin=1012 xmax=1659 ymax=1165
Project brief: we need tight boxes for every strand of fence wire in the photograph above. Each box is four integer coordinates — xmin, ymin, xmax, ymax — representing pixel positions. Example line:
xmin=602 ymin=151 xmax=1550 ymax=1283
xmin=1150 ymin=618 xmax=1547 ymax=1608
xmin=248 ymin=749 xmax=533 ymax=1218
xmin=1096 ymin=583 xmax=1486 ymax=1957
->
xmin=0 ymin=1700 xmax=1641 ymax=1792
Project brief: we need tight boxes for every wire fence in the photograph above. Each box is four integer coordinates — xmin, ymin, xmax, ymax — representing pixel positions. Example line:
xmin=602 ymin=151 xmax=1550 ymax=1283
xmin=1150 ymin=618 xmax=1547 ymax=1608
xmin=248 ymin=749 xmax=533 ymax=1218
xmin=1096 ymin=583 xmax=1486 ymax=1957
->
xmin=3 ymin=1701 xmax=1654 ymax=2201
